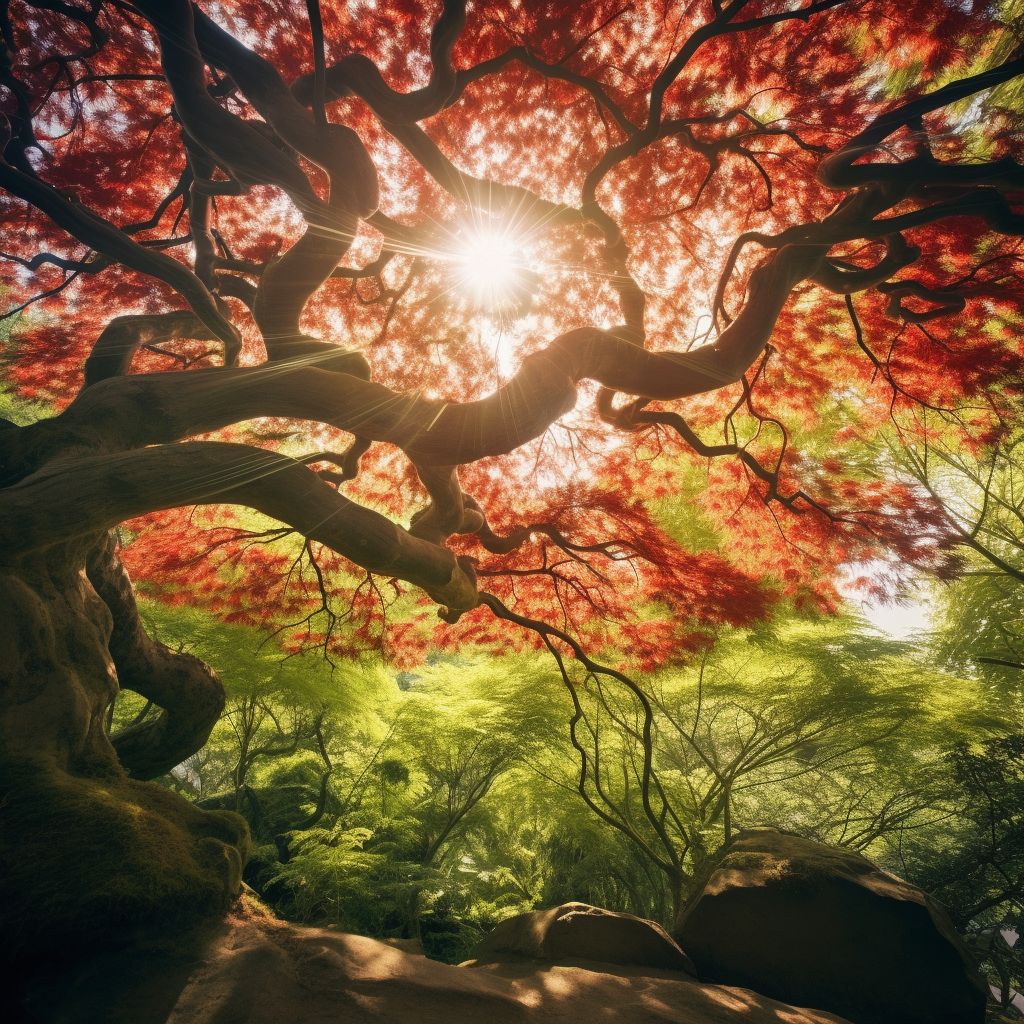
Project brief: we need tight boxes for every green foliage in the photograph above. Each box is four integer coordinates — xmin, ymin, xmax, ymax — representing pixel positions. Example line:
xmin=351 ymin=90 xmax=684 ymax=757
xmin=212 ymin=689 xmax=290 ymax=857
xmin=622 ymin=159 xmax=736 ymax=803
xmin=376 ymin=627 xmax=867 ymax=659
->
xmin=907 ymin=735 xmax=1024 ymax=926
xmin=0 ymin=386 xmax=48 ymax=427
xmin=267 ymin=820 xmax=525 ymax=962
xmin=890 ymin=733 xmax=1024 ymax=1012
xmin=0 ymin=305 xmax=48 ymax=427
xmin=146 ymin=607 xmax=994 ymax=954
xmin=868 ymin=416 xmax=1024 ymax=1011
xmin=136 ymin=599 xmax=389 ymax=716
xmin=890 ymin=422 xmax=1024 ymax=710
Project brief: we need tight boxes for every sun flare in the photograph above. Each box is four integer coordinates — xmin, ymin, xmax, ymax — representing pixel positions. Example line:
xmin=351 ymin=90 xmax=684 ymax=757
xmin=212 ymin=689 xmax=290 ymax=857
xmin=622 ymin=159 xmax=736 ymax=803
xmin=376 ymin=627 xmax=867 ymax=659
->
xmin=454 ymin=225 xmax=529 ymax=312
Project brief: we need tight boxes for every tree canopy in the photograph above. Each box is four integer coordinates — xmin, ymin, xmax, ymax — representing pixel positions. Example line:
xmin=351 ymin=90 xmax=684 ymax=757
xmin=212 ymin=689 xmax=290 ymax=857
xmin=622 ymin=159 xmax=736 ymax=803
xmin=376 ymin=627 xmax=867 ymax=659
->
xmin=5 ymin=0 xmax=1024 ymax=657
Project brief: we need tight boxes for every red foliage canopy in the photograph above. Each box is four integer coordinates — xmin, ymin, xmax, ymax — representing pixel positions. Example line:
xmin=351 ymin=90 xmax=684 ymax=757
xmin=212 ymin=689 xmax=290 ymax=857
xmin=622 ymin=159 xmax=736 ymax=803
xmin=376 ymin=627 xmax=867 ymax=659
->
xmin=2 ymin=0 xmax=1023 ymax=667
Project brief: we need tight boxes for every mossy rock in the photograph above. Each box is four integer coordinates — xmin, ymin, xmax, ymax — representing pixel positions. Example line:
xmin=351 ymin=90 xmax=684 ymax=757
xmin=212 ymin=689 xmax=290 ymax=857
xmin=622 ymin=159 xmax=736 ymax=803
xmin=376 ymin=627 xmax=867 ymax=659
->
xmin=675 ymin=828 xmax=987 ymax=1024
xmin=0 ymin=760 xmax=250 ymax=959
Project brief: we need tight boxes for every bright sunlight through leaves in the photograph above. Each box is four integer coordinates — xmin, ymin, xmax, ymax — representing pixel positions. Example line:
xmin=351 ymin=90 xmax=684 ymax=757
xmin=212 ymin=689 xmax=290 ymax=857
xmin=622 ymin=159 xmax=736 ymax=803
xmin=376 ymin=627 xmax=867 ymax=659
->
xmin=454 ymin=223 xmax=529 ymax=313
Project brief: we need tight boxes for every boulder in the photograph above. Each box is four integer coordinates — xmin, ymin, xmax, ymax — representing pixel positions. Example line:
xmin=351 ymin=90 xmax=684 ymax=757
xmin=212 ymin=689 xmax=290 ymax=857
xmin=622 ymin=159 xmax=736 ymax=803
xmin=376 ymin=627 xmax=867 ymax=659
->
xmin=674 ymin=829 xmax=988 ymax=1024
xmin=12 ymin=894 xmax=854 ymax=1024
xmin=466 ymin=902 xmax=696 ymax=974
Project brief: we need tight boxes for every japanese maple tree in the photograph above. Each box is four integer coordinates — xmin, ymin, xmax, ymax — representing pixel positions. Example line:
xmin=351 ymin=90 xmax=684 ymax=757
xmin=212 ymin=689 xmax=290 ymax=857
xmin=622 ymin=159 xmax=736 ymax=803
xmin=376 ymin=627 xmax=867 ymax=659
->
xmin=1 ymin=0 xmax=1023 ymax=953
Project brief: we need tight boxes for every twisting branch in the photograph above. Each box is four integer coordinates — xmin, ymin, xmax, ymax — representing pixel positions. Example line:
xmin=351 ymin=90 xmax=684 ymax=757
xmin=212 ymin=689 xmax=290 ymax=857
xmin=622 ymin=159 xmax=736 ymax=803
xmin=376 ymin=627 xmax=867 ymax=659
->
xmin=131 ymin=0 xmax=333 ymax=229
xmin=446 ymin=45 xmax=638 ymax=137
xmin=121 ymin=163 xmax=192 ymax=235
xmin=877 ymin=280 xmax=968 ymax=323
xmin=383 ymin=120 xmax=582 ymax=231
xmin=635 ymin=408 xmax=841 ymax=520
xmin=83 ymin=312 xmax=218 ymax=388
xmin=88 ymin=533 xmax=227 ymax=779
xmin=0 ymin=113 xmax=241 ymax=359
xmin=183 ymin=3 xmax=379 ymax=357
xmin=2 ymin=241 xmax=825 ymax=495
xmin=305 ymin=0 xmax=327 ymax=131
xmin=0 ymin=269 xmax=83 ymax=320
xmin=0 ymin=249 xmax=109 ymax=275
xmin=4 ymin=1 xmax=1022 ymax=638
xmin=819 ymin=48 xmax=1024 ymax=194
xmin=290 ymin=0 xmax=468 ymax=124
xmin=479 ymin=592 xmax=682 ymax=879
xmin=844 ymin=294 xmax=959 ymax=415
xmin=582 ymin=0 xmax=852 ymax=212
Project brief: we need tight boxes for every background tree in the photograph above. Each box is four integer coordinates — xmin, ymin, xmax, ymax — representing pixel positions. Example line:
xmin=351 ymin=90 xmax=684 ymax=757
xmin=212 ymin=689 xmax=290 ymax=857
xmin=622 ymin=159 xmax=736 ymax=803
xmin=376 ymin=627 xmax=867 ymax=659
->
xmin=876 ymin=417 xmax=1024 ymax=1012
xmin=2 ymin=0 xmax=1024 ymax=958
xmin=533 ymin=618 xmax=954 ymax=922
xmin=257 ymin=658 xmax=546 ymax=958
xmin=893 ymin=414 xmax=1024 ymax=689
xmin=395 ymin=682 xmax=537 ymax=866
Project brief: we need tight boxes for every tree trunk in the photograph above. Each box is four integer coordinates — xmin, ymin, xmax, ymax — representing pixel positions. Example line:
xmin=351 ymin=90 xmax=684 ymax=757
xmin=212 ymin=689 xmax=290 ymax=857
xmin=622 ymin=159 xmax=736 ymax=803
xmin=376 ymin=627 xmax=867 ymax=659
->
xmin=0 ymin=530 xmax=249 ymax=961
xmin=670 ymin=873 xmax=687 ymax=930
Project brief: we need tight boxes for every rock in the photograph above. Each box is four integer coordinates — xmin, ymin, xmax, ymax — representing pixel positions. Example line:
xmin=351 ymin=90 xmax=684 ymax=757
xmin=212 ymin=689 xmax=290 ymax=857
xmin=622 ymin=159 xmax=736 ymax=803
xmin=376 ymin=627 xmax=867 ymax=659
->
xmin=466 ymin=902 xmax=697 ymax=975
xmin=12 ymin=894 xmax=853 ymax=1023
xmin=674 ymin=828 xmax=988 ymax=1024
xmin=383 ymin=935 xmax=426 ymax=955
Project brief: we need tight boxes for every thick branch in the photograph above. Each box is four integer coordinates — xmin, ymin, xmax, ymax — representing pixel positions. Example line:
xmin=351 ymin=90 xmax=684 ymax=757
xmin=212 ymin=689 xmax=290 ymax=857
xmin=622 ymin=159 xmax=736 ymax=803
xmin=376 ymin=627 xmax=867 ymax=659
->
xmin=877 ymin=279 xmax=967 ymax=322
xmin=385 ymin=121 xmax=582 ymax=229
xmin=4 ymin=243 xmax=825 ymax=485
xmin=184 ymin=142 xmax=219 ymax=289
xmin=819 ymin=50 xmax=1024 ymax=193
xmin=190 ymin=5 xmax=378 ymax=218
xmin=1 ymin=442 xmax=479 ymax=615
xmin=810 ymin=234 xmax=920 ymax=294
xmin=83 ymin=312 xmax=217 ymax=388
xmin=187 ymin=4 xmax=379 ymax=353
xmin=131 ymin=0 xmax=332 ymax=229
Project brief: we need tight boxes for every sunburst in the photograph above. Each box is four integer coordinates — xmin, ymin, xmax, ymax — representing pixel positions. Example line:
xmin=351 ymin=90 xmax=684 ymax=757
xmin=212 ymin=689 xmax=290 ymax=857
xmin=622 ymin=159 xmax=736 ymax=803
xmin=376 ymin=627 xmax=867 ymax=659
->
xmin=451 ymin=221 xmax=537 ymax=319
